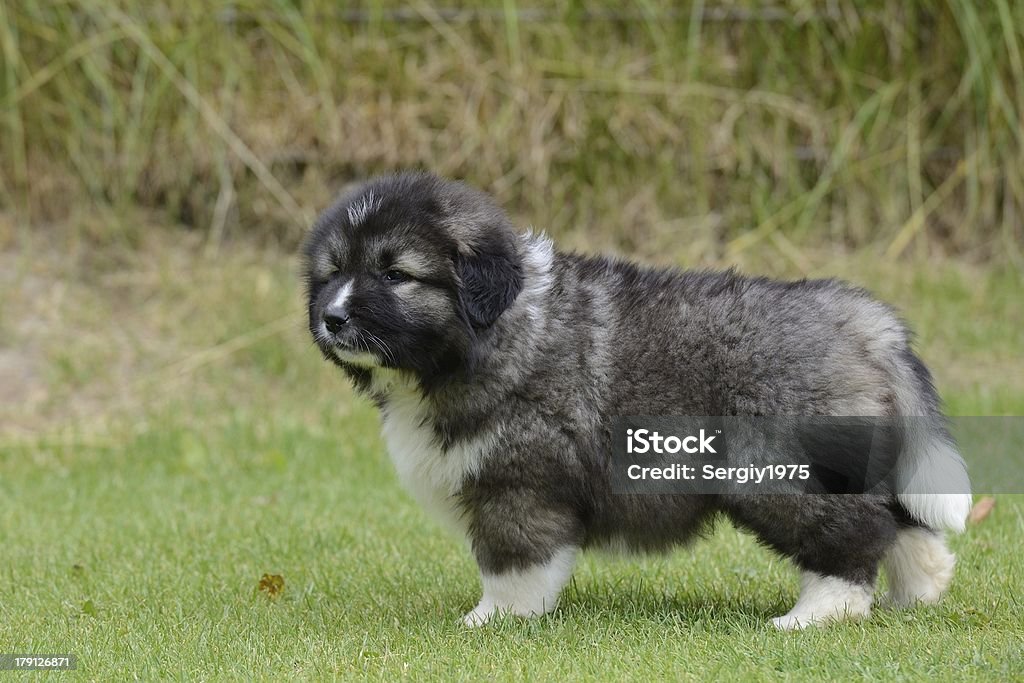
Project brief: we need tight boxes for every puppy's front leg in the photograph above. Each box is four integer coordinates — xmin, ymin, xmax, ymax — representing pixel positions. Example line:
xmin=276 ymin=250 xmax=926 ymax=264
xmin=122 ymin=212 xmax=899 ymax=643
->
xmin=460 ymin=492 xmax=581 ymax=627
xmin=462 ymin=546 xmax=578 ymax=627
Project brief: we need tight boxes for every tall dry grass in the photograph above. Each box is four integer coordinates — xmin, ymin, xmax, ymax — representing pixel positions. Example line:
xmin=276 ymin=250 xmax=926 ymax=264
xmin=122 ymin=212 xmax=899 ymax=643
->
xmin=1 ymin=1 xmax=1022 ymax=263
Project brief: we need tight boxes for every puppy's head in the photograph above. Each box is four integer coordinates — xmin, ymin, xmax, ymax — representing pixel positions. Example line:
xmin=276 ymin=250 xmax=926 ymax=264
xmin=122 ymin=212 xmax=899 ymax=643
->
xmin=303 ymin=172 xmax=523 ymax=388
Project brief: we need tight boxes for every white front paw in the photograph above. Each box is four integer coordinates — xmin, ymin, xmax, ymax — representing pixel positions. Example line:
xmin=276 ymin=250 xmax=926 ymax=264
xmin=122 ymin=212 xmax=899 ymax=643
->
xmin=461 ymin=603 xmax=496 ymax=627
xmin=771 ymin=613 xmax=814 ymax=630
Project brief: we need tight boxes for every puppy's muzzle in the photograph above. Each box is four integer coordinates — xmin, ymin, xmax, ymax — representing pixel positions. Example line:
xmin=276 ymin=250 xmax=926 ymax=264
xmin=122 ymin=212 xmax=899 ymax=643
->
xmin=323 ymin=304 xmax=350 ymax=335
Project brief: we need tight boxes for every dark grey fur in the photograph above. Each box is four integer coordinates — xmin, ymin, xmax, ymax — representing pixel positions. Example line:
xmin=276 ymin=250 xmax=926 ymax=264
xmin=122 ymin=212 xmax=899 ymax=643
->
xmin=304 ymin=172 xmax=968 ymax=626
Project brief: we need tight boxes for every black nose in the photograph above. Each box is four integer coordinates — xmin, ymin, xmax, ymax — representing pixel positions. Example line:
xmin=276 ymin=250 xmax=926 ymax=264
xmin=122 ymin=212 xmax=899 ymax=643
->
xmin=323 ymin=306 xmax=350 ymax=335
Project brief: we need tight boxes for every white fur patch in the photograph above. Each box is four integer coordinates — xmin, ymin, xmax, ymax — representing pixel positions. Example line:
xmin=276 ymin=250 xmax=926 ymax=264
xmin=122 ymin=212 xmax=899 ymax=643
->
xmin=347 ymin=191 xmax=382 ymax=226
xmin=380 ymin=386 xmax=495 ymax=536
xmin=882 ymin=528 xmax=956 ymax=607
xmin=896 ymin=435 xmax=972 ymax=532
xmin=330 ymin=281 xmax=353 ymax=311
xmin=898 ymin=492 xmax=972 ymax=534
xmin=463 ymin=547 xmax=578 ymax=627
xmin=771 ymin=571 xmax=873 ymax=630
xmin=333 ymin=348 xmax=379 ymax=367
xmin=518 ymin=231 xmax=555 ymax=325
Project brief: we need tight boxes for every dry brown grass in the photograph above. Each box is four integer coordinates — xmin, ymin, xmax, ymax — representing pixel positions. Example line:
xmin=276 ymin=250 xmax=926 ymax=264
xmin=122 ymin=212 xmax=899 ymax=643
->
xmin=2 ymin=1 xmax=1023 ymax=264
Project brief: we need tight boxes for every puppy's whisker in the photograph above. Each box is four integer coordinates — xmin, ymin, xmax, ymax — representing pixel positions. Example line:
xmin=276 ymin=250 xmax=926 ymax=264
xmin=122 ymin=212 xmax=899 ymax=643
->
xmin=364 ymin=330 xmax=397 ymax=366
xmin=312 ymin=328 xmax=331 ymax=347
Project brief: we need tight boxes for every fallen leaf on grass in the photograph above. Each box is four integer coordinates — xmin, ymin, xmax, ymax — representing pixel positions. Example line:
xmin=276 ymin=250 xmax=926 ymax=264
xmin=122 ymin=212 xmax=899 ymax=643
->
xmin=258 ymin=573 xmax=285 ymax=598
xmin=968 ymin=496 xmax=995 ymax=525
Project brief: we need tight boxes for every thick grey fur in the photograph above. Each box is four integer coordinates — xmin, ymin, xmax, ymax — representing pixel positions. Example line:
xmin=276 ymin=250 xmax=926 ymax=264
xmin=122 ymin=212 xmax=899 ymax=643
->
xmin=303 ymin=171 xmax=968 ymax=622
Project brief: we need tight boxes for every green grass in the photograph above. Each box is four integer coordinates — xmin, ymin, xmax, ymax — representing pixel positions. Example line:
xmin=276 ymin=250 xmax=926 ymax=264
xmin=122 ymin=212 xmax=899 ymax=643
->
xmin=2 ymin=413 xmax=1023 ymax=680
xmin=1 ymin=234 xmax=1022 ymax=680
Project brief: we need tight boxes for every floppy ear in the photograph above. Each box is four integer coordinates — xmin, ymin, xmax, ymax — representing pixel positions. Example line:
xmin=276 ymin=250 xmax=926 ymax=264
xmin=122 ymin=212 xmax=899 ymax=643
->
xmin=456 ymin=239 xmax=524 ymax=329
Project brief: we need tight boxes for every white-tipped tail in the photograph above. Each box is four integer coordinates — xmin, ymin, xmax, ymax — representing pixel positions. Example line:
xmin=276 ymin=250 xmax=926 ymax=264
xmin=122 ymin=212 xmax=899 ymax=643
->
xmin=896 ymin=429 xmax=972 ymax=532
xmin=892 ymin=372 xmax=972 ymax=532
xmin=898 ymin=492 xmax=972 ymax=533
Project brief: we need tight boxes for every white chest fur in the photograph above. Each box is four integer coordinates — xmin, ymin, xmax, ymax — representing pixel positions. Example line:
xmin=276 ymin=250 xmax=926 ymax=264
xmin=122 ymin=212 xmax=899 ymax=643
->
xmin=380 ymin=390 xmax=493 ymax=536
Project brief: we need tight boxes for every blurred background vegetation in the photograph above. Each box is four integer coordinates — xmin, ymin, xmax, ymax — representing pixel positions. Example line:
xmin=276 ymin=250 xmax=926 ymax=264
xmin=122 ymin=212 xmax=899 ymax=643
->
xmin=2 ymin=0 xmax=1023 ymax=263
xmin=1 ymin=1 xmax=1022 ymax=440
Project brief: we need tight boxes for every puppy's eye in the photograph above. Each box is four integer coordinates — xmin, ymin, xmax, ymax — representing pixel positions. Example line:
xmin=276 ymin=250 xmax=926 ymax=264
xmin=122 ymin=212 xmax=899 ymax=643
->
xmin=383 ymin=269 xmax=409 ymax=283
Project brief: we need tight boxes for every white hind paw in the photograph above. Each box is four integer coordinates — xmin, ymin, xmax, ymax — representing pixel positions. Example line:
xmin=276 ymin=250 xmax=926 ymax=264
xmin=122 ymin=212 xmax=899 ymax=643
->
xmin=883 ymin=528 xmax=956 ymax=607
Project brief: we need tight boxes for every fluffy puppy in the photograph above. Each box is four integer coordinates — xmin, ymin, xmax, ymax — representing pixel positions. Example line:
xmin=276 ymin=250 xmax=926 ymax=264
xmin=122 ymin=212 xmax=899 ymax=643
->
xmin=303 ymin=172 xmax=971 ymax=629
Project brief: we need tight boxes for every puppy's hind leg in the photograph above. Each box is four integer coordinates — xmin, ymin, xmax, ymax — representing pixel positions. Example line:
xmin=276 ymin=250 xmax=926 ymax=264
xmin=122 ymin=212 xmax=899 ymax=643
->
xmin=723 ymin=495 xmax=893 ymax=630
xmin=882 ymin=527 xmax=956 ymax=607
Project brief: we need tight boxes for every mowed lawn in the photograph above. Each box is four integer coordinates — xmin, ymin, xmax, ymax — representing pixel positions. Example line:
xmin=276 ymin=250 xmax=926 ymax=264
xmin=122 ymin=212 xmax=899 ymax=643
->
xmin=1 ymin=235 xmax=1022 ymax=680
